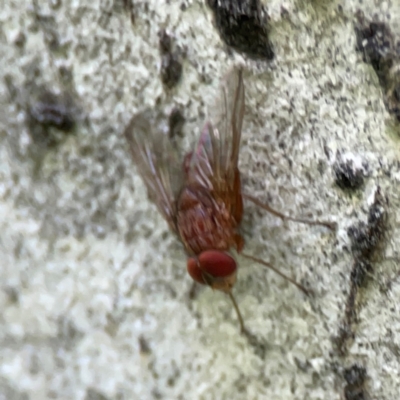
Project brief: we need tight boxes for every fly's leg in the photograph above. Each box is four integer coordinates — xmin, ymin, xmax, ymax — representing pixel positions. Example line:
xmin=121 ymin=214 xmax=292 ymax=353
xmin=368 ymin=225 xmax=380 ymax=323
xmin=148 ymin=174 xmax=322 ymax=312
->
xmin=227 ymin=291 xmax=246 ymax=334
xmin=241 ymin=252 xmax=311 ymax=296
xmin=243 ymin=193 xmax=337 ymax=231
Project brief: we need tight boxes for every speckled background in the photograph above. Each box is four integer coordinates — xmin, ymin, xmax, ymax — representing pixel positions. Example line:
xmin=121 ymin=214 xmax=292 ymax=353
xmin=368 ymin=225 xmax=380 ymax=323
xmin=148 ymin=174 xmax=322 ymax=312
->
xmin=1 ymin=1 xmax=400 ymax=399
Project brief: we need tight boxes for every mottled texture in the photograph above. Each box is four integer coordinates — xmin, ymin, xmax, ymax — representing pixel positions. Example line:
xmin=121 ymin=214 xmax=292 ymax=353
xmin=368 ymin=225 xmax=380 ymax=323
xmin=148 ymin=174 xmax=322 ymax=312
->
xmin=1 ymin=1 xmax=400 ymax=400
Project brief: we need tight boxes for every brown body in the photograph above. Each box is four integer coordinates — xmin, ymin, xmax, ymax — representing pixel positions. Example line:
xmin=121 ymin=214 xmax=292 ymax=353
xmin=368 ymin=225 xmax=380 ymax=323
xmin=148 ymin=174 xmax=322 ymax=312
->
xmin=176 ymin=179 xmax=244 ymax=257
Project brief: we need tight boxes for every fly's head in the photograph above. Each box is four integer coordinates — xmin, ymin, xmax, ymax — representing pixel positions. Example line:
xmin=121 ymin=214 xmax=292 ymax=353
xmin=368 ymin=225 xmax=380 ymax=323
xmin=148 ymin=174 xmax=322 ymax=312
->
xmin=187 ymin=250 xmax=237 ymax=293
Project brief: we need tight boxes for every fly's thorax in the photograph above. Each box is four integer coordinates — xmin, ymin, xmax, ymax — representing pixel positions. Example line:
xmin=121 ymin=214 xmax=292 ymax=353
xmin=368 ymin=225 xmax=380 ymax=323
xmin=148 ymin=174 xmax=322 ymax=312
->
xmin=176 ymin=185 xmax=237 ymax=255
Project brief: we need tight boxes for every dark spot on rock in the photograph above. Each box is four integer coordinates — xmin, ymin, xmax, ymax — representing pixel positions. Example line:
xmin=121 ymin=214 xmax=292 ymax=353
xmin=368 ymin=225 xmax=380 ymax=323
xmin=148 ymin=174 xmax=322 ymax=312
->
xmin=138 ymin=335 xmax=152 ymax=354
xmin=3 ymin=74 xmax=19 ymax=101
xmin=344 ymin=365 xmax=368 ymax=400
xmin=3 ymin=286 xmax=19 ymax=304
xmin=159 ymin=29 xmax=173 ymax=53
xmin=347 ymin=188 xmax=388 ymax=260
xmin=168 ymin=107 xmax=185 ymax=138
xmin=160 ymin=52 xmax=182 ymax=89
xmin=14 ymin=31 xmax=27 ymax=48
xmin=355 ymin=11 xmax=395 ymax=82
xmin=347 ymin=222 xmax=374 ymax=260
xmin=152 ymin=389 xmax=163 ymax=399
xmin=122 ymin=0 xmax=136 ymax=25
xmin=333 ymin=159 xmax=365 ymax=190
xmin=206 ymin=0 xmax=274 ymax=60
xmin=58 ymin=65 xmax=74 ymax=85
xmin=27 ymin=89 xmax=77 ymax=147
xmin=30 ymin=93 xmax=75 ymax=131
xmin=158 ymin=30 xmax=183 ymax=89
xmin=350 ymin=259 xmax=372 ymax=288
xmin=85 ymin=388 xmax=109 ymax=400
xmin=355 ymin=11 xmax=400 ymax=124
xmin=334 ymin=325 xmax=355 ymax=356
xmin=344 ymin=365 xmax=367 ymax=387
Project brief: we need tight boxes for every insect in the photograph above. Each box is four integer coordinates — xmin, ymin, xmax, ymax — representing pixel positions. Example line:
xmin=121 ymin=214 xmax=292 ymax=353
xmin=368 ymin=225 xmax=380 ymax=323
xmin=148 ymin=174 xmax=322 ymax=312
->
xmin=124 ymin=68 xmax=335 ymax=333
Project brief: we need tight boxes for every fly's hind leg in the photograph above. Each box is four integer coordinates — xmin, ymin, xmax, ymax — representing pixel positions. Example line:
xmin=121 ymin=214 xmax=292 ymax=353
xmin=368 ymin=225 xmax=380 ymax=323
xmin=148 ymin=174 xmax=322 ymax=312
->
xmin=243 ymin=193 xmax=337 ymax=231
xmin=241 ymin=252 xmax=311 ymax=296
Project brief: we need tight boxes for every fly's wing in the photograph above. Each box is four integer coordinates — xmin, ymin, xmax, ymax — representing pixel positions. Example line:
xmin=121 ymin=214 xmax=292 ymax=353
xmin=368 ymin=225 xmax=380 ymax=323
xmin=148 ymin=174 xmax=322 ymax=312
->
xmin=187 ymin=68 xmax=245 ymax=221
xmin=124 ymin=109 xmax=184 ymax=233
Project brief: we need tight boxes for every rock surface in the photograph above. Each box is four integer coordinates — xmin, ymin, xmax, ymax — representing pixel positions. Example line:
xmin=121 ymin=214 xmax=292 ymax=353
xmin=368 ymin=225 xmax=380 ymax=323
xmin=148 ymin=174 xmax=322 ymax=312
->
xmin=1 ymin=1 xmax=400 ymax=399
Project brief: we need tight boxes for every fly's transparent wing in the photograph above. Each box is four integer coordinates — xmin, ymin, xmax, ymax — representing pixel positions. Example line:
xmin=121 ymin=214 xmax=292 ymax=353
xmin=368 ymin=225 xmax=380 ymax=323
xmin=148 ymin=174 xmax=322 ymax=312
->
xmin=124 ymin=109 xmax=184 ymax=233
xmin=187 ymin=68 xmax=245 ymax=219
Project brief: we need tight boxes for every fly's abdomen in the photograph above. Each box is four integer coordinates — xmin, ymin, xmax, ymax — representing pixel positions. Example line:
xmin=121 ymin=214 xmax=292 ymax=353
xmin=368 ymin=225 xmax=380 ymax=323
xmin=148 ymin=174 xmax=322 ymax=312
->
xmin=177 ymin=186 xmax=235 ymax=256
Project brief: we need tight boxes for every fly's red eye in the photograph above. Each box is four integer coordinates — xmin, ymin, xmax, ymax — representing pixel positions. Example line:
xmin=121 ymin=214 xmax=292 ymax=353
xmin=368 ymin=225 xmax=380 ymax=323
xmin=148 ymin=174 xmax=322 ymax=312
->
xmin=199 ymin=251 xmax=236 ymax=278
xmin=187 ymin=251 xmax=237 ymax=286
xmin=187 ymin=257 xmax=205 ymax=284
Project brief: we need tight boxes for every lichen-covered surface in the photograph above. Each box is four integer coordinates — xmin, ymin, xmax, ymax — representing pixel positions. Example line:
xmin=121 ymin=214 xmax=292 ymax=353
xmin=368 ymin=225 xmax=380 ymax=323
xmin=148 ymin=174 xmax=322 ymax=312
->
xmin=1 ymin=1 xmax=400 ymax=399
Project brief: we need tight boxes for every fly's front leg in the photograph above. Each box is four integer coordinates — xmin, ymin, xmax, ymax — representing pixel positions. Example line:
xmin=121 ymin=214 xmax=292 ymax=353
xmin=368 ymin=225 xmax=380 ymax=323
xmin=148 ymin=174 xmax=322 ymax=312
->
xmin=243 ymin=194 xmax=337 ymax=231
